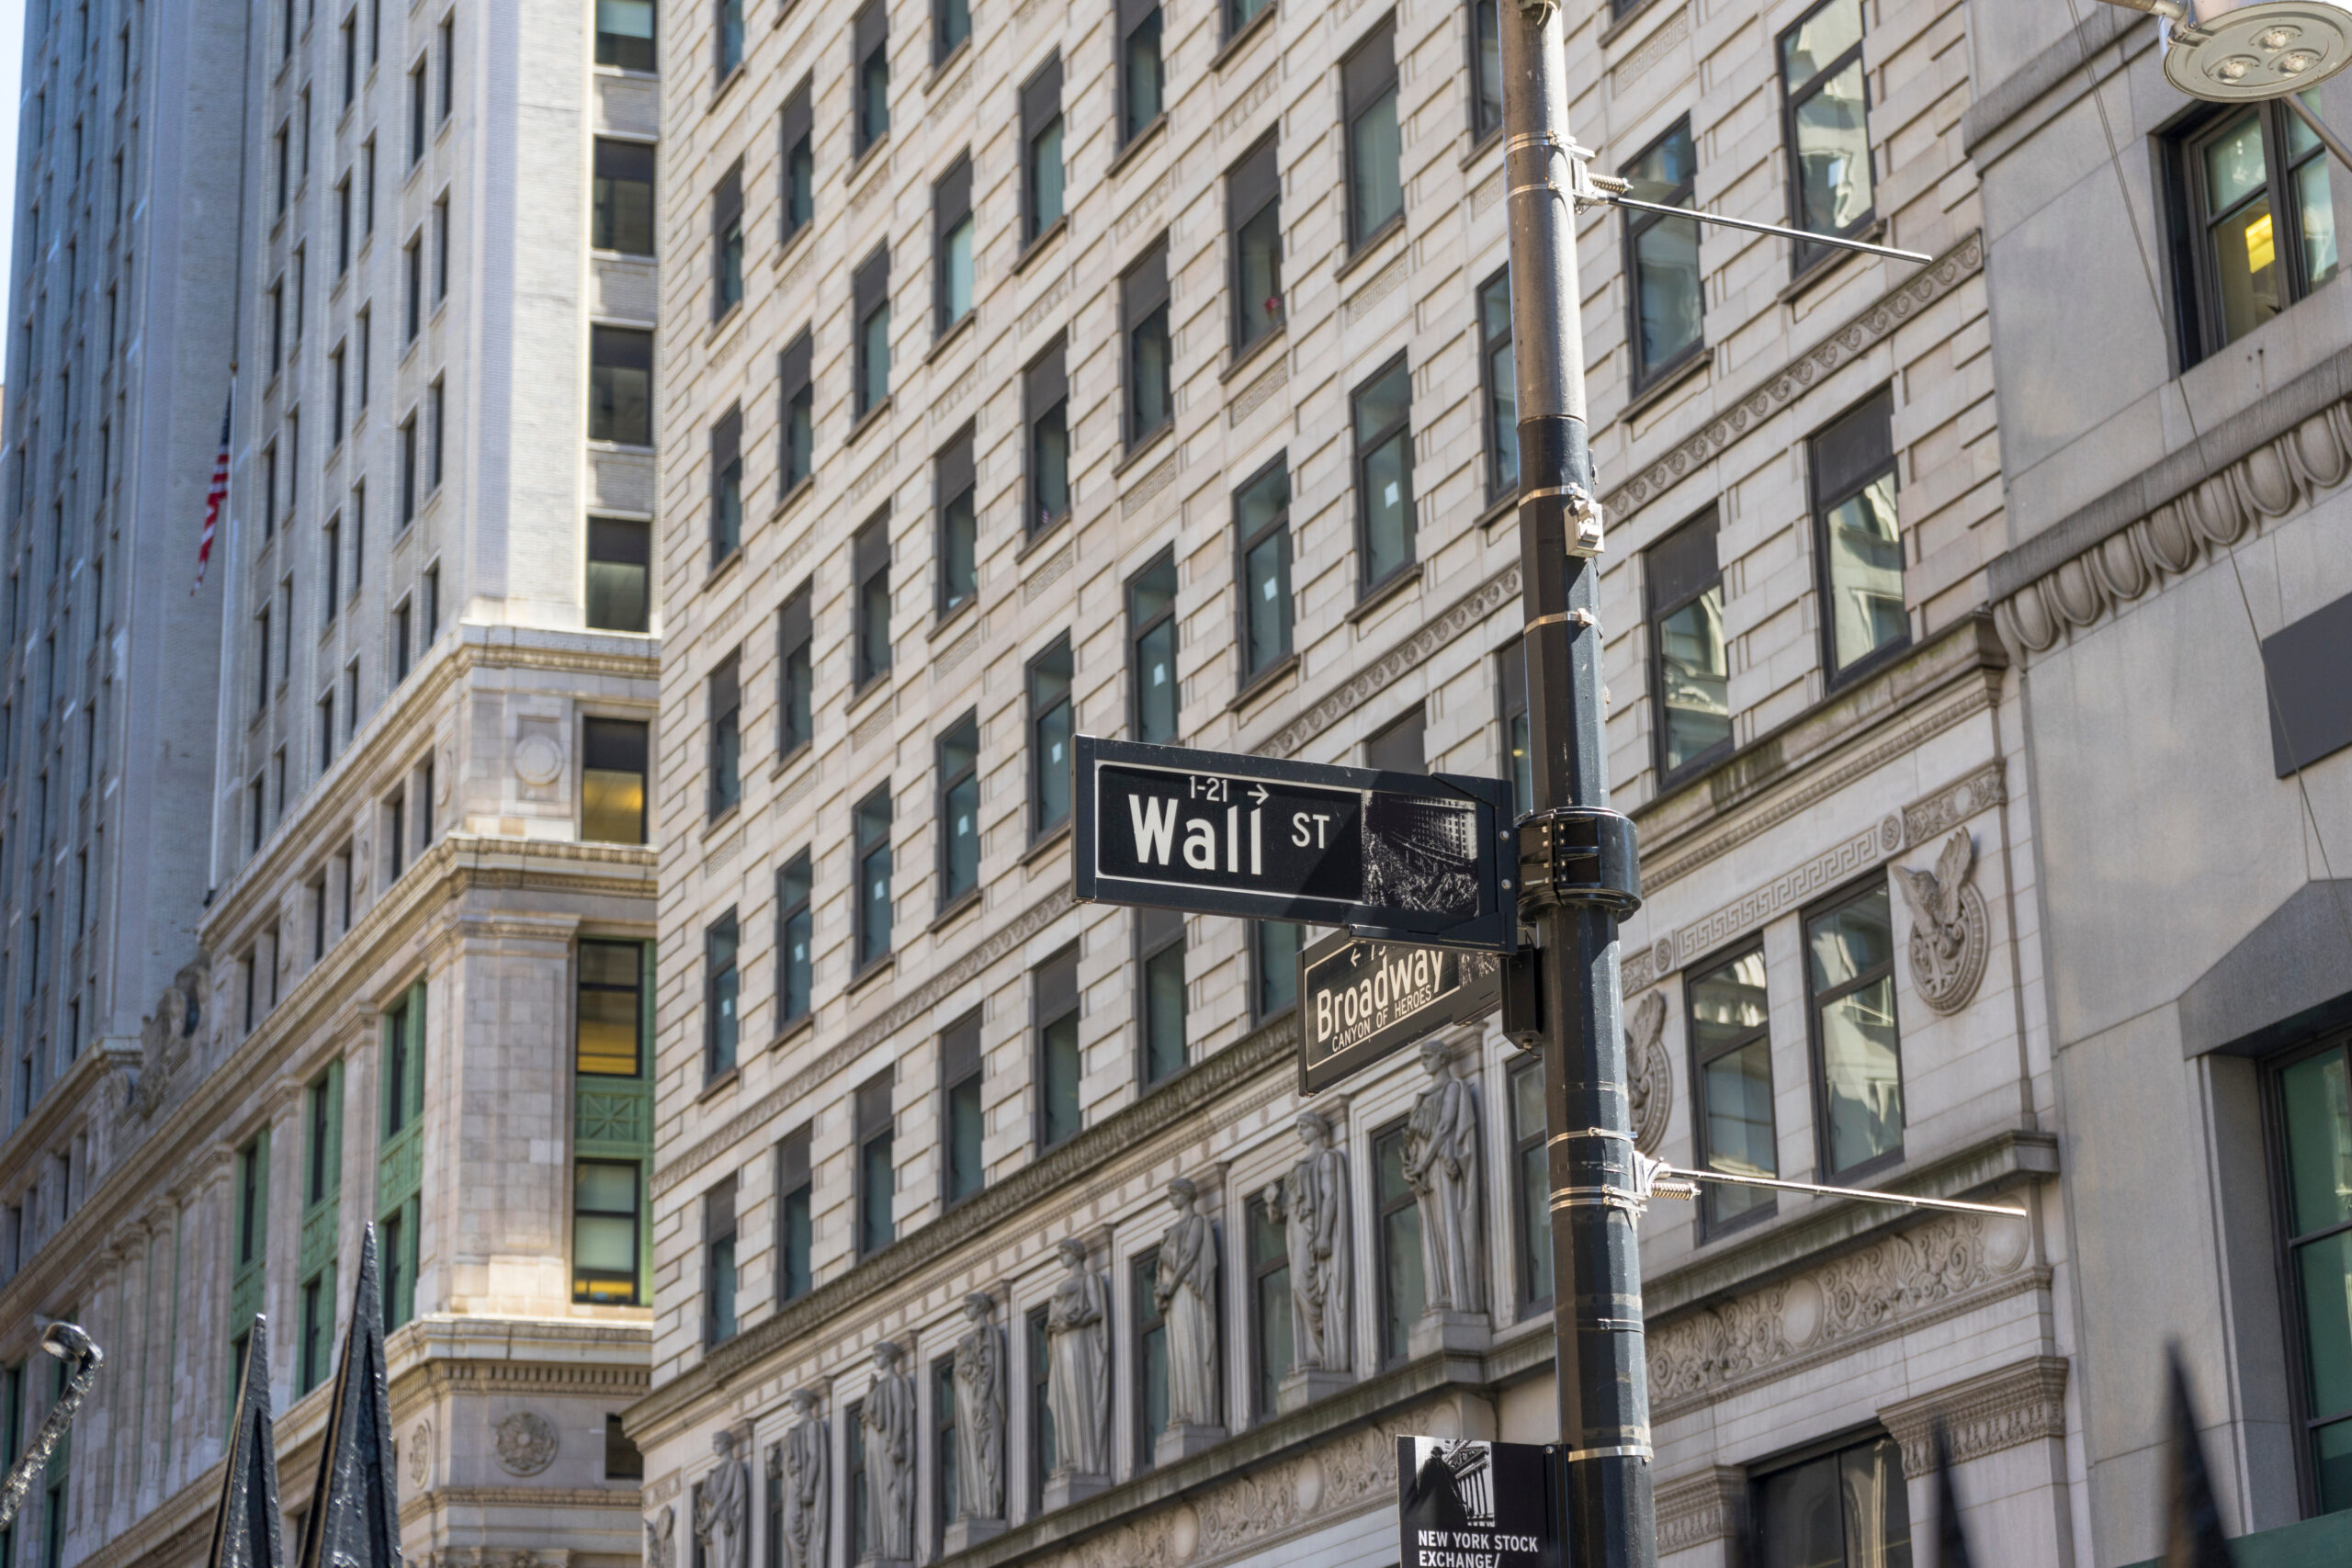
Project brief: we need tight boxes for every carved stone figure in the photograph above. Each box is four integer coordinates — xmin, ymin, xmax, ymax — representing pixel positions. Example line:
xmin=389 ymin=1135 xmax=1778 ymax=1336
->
xmin=1403 ymin=1043 xmax=1485 ymax=1315
xmin=773 ymin=1389 xmax=827 ymax=1568
xmin=1626 ymin=990 xmax=1673 ymax=1155
xmin=1044 ymin=1239 xmax=1110 ymax=1480
xmin=1155 ymin=1179 xmax=1219 ymax=1430
xmin=951 ymin=1294 xmax=1005 ymax=1522
xmin=1894 ymin=830 xmax=1988 ymax=1014
xmin=692 ymin=1430 xmax=750 ymax=1568
xmin=1262 ymin=1111 xmax=1351 ymax=1372
xmin=645 ymin=1506 xmax=676 ymax=1568
xmin=861 ymin=1342 xmax=917 ymax=1562
xmin=130 ymin=963 xmax=207 ymax=1119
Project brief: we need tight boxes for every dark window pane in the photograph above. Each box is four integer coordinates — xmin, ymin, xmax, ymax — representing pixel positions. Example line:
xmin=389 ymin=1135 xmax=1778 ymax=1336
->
xmin=593 ymin=139 xmax=655 ymax=254
xmin=586 ymin=517 xmax=651 ymax=633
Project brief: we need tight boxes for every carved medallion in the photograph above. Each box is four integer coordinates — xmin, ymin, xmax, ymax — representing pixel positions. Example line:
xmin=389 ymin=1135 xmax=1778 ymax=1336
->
xmin=1626 ymin=990 xmax=1673 ymax=1155
xmin=1894 ymin=830 xmax=1989 ymax=1014
xmin=514 ymin=734 xmax=564 ymax=786
xmin=493 ymin=1411 xmax=560 ymax=1476
xmin=410 ymin=1419 xmax=434 ymax=1488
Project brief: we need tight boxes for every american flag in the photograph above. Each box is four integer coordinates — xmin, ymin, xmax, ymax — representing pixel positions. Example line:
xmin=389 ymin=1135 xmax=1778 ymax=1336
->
xmin=192 ymin=385 xmax=232 ymax=594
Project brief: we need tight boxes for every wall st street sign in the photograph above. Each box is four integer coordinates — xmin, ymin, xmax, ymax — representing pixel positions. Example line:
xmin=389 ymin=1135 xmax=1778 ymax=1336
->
xmin=1072 ymin=736 xmax=1515 ymax=952
xmin=1297 ymin=931 xmax=1502 ymax=1094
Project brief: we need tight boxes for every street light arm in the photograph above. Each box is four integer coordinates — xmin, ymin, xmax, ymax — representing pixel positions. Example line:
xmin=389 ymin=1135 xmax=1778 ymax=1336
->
xmin=2090 ymin=0 xmax=2188 ymax=18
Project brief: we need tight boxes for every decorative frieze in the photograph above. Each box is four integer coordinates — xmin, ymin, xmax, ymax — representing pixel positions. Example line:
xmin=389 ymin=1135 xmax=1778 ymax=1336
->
xmin=1344 ymin=254 xmax=1410 ymax=325
xmin=1023 ymin=539 xmax=1078 ymax=600
xmin=1017 ymin=271 xmax=1072 ymax=340
xmin=1654 ymin=1466 xmax=1745 ymax=1554
xmin=1218 ymin=70 xmax=1279 ymax=141
xmin=1227 ymin=355 xmax=1288 ymax=428
xmin=1878 ymin=1356 xmax=2070 ymax=1479
xmin=1611 ymin=6 xmax=1690 ymax=96
xmin=1259 ymin=565 xmax=1521 ymax=759
xmin=1115 ymin=174 xmax=1171 ymax=243
xmin=1122 ymin=456 xmax=1180 ymax=519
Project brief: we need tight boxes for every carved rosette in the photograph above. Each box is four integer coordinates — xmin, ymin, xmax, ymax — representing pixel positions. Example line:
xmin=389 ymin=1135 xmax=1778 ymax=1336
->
xmin=493 ymin=1411 xmax=560 ymax=1476
xmin=1625 ymin=990 xmax=1672 ymax=1156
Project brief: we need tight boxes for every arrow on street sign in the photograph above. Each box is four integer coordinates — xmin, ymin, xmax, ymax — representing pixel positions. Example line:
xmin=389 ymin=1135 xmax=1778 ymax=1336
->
xmin=1296 ymin=930 xmax=1503 ymax=1094
xmin=1072 ymin=736 xmax=1516 ymax=952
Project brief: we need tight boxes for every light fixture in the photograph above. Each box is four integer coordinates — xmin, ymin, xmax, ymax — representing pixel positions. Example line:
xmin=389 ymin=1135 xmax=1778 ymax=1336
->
xmin=2154 ymin=1 xmax=2352 ymax=101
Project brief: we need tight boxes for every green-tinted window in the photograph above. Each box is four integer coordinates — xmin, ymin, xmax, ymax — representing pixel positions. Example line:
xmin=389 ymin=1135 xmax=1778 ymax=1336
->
xmin=2279 ymin=1042 xmax=2352 ymax=1509
xmin=1373 ymin=1122 xmax=1423 ymax=1366
xmin=575 ymin=1162 xmax=642 ymax=1305
xmin=1806 ymin=885 xmax=1903 ymax=1175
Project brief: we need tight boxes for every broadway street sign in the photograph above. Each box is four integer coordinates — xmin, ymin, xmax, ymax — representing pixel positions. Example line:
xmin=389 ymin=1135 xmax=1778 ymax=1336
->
xmin=1072 ymin=736 xmax=1515 ymax=952
xmin=1298 ymin=931 xmax=1501 ymax=1094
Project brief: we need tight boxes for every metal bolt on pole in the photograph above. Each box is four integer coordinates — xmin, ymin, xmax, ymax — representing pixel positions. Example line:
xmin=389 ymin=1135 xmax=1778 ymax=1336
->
xmin=1498 ymin=0 xmax=1658 ymax=1565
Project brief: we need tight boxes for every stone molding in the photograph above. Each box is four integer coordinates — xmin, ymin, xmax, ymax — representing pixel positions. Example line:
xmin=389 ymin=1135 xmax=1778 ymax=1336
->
xmin=1601 ymin=232 xmax=1984 ymax=520
xmin=1623 ymin=761 xmax=2007 ymax=994
xmin=399 ymin=1486 xmax=636 ymax=1526
xmin=1611 ymin=6 xmax=1690 ymax=97
xmin=1993 ymin=396 xmax=2352 ymax=662
xmin=1877 ymin=1355 xmax=2070 ymax=1479
xmin=655 ymin=887 xmax=1078 ymax=1199
xmin=1256 ymin=565 xmax=1521 ymax=760
xmin=1648 ymin=1210 xmax=2042 ymax=1420
xmin=1654 ymin=1466 xmax=1746 ymax=1554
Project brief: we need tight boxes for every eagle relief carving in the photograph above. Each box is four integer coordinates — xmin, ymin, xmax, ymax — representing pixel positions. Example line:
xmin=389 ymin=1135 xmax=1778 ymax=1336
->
xmin=1894 ymin=830 xmax=1989 ymax=1014
xmin=1626 ymin=989 xmax=1672 ymax=1155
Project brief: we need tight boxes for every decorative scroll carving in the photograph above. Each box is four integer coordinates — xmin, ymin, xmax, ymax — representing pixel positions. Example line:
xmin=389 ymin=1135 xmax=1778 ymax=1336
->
xmin=644 ymin=1508 xmax=675 ymax=1568
xmin=952 ymin=1299 xmax=1004 ymax=1522
xmin=1878 ymin=1356 xmax=2070 ymax=1479
xmin=1626 ymin=990 xmax=1672 ymax=1155
xmin=1654 ymin=1466 xmax=1745 ymax=1554
xmin=1894 ymin=831 xmax=1990 ymax=1014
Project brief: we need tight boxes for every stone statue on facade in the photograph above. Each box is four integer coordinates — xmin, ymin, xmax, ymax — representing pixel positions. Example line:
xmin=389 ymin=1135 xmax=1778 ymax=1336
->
xmin=946 ymin=1293 xmax=1005 ymax=1551
xmin=691 ymin=1430 xmax=749 ymax=1568
xmin=645 ymin=1506 xmax=676 ymax=1568
xmin=1041 ymin=1238 xmax=1110 ymax=1508
xmin=1404 ymin=1041 xmax=1486 ymax=1315
xmin=1262 ymin=1110 xmax=1351 ymax=1399
xmin=772 ymin=1389 xmax=826 ymax=1568
xmin=861 ymin=1342 xmax=916 ymax=1564
xmin=1155 ymin=1178 xmax=1220 ymax=1456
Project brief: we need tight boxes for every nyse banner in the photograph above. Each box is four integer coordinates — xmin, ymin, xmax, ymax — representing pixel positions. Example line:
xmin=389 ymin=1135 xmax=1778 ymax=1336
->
xmin=1298 ymin=932 xmax=1501 ymax=1093
xmin=1073 ymin=736 xmax=1515 ymax=952
xmin=1396 ymin=1438 xmax=1558 ymax=1568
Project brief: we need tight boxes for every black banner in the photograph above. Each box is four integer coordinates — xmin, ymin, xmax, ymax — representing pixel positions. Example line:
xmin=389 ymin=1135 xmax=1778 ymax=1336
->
xmin=1298 ymin=932 xmax=1501 ymax=1093
xmin=1397 ymin=1438 xmax=1559 ymax=1568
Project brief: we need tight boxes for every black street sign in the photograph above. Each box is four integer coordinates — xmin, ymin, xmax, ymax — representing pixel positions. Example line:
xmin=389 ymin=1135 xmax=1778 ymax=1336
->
xmin=1298 ymin=931 xmax=1501 ymax=1094
xmin=1072 ymin=736 xmax=1515 ymax=952
xmin=1397 ymin=1438 xmax=1559 ymax=1568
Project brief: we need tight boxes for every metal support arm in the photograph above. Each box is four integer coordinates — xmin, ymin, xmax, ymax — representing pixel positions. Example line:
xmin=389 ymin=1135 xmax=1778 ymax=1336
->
xmin=0 ymin=1324 xmax=102 ymax=1532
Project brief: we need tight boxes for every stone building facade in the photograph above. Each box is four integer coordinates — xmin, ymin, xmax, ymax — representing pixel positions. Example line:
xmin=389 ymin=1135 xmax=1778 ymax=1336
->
xmin=633 ymin=4 xmax=2074 ymax=1568
xmin=0 ymin=3 xmax=667 ymax=1568
xmin=1966 ymin=6 xmax=2352 ymax=1565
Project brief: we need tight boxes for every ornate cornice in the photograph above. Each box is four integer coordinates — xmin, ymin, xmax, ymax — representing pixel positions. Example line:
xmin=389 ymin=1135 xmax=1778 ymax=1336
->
xmin=1601 ymin=231 xmax=1985 ymax=521
xmin=653 ymin=886 xmax=1078 ymax=1198
xmin=1878 ymin=1355 xmax=2070 ymax=1479
xmin=1255 ymin=565 xmax=1521 ymax=760
xmin=1993 ymin=394 xmax=2352 ymax=662
xmin=399 ymin=1485 xmax=640 ymax=1528
xmin=1654 ymin=1466 xmax=1747 ymax=1554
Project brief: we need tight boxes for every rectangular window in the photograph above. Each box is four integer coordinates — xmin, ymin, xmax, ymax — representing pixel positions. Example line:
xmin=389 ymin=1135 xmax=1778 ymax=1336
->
xmin=277 ymin=125 xmax=290 ymax=214
xmin=300 ymin=1269 xmax=334 ymax=1392
xmin=1623 ymin=119 xmax=1704 ymax=389
xmin=847 ymin=1401 xmax=870 ymax=1562
xmin=1121 ymin=241 xmax=1172 ymax=447
xmin=593 ymin=138 xmax=656 ymax=255
xmin=1035 ymin=944 xmax=1080 ymax=1149
xmin=714 ymin=0 xmax=742 ymax=75
xmin=708 ymin=651 xmax=741 ymax=817
xmin=330 ymin=344 xmax=346 ymax=441
xmin=776 ymin=329 xmax=815 ymax=497
xmin=854 ymin=784 xmax=894 ymax=969
xmin=1133 ymin=1247 xmax=1169 ymax=1464
xmin=1246 ymin=1195 xmax=1289 ymax=1420
xmin=1648 ymin=509 xmax=1731 ymax=780
xmin=342 ymin=15 xmax=356 ymax=104
xmin=1508 ymin=1056 xmax=1551 ymax=1316
xmin=574 ymin=1161 xmax=642 ymax=1304
xmin=403 ymin=233 xmax=422 ymax=338
xmin=940 ymin=1010 xmax=983 ymax=1207
xmin=2272 ymin=1037 xmax=2352 ymax=1508
xmin=1467 ymin=0 xmax=1502 ymax=140
xmin=610 ymin=1416 xmax=646 ymax=1482
xmin=1809 ymin=387 xmax=1903 ymax=680
xmin=780 ymin=79 xmax=814 ymax=243
xmin=774 ymin=1122 xmax=812 ymax=1303
xmin=934 ymin=156 xmax=975 ymax=333
xmin=1754 ymin=1434 xmax=1910 ymax=1568
xmin=1779 ymin=0 xmax=1874 ymax=271
xmin=1022 ymin=57 xmax=1064 ymax=242
xmin=356 ymin=308 xmax=371 ymax=400
xmin=269 ymin=279 xmax=285 ymax=372
xmin=407 ymin=58 xmax=426 ymax=162
xmin=586 ymin=516 xmax=652 ymax=633
xmin=1234 ymin=457 xmax=1293 ymax=683
xmin=853 ymin=0 xmax=888 ymax=155
xmin=433 ymin=194 xmax=449 ymax=300
xmin=1351 ymin=355 xmax=1415 ymax=593
xmin=704 ymin=909 xmax=740 ymax=1077
xmin=595 ymin=0 xmax=656 ymax=69
xmin=590 ymin=326 xmax=655 ymax=446
xmin=852 ymin=512 xmax=891 ymax=688
xmin=1342 ymin=18 xmax=1402 ymax=247
xmin=1687 ymin=944 xmax=1775 ymax=1234
xmin=2169 ymin=98 xmax=2337 ymax=362
xmin=1023 ymin=339 xmax=1070 ymax=534
xmin=709 ymin=405 xmax=742 ymax=562
xmin=931 ymin=1354 xmax=959 ymax=1551
xmin=394 ymin=601 xmax=413 ymax=681
xmin=1476 ymin=268 xmax=1519 ymax=501
xmin=936 ymin=712 xmax=979 ymax=907
xmin=775 ymin=850 xmax=813 ymax=1026
xmin=703 ymin=1175 xmax=738 ymax=1344
xmin=854 ymin=1072 xmax=893 ymax=1255
xmin=1117 ymin=0 xmax=1162 ymax=145
xmin=712 ymin=161 xmax=744 ymax=316
xmin=933 ymin=0 xmax=969 ymax=60
xmin=1136 ymin=905 xmax=1185 ymax=1086
xmin=336 ymin=177 xmax=352 ymax=271
xmin=1806 ymin=881 xmax=1902 ymax=1176
xmin=576 ymin=938 xmax=646 ymax=1077
xmin=777 ymin=581 xmax=814 ymax=755
xmin=399 ymin=412 xmax=418 ymax=523
xmin=426 ymin=378 xmax=445 ymax=489
xmin=853 ymin=246 xmax=891 ymax=419
xmin=437 ymin=14 xmax=454 ymax=118
xmin=1497 ymin=645 xmax=1532 ymax=818
xmin=1373 ymin=1119 xmax=1422 ymax=1367
xmin=1027 ymin=635 xmax=1073 ymax=835
xmin=935 ymin=425 xmax=976 ymax=617
xmin=1251 ymin=920 xmax=1302 ymax=1021
xmin=582 ymin=716 xmax=650 ymax=844
xmin=1127 ymin=551 xmax=1178 ymax=744
xmin=1227 ymin=135 xmax=1283 ymax=352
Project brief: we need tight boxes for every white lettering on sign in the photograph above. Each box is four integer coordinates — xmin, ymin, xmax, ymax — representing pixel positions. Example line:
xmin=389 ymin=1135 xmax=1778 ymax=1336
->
xmin=1315 ymin=946 xmax=1447 ymax=1053
xmin=1410 ymin=1529 xmax=1541 ymax=1567
xmin=1130 ymin=796 xmax=1181 ymax=863
xmin=1291 ymin=812 xmax=1332 ymax=848
xmin=1133 ymin=795 xmax=1266 ymax=876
